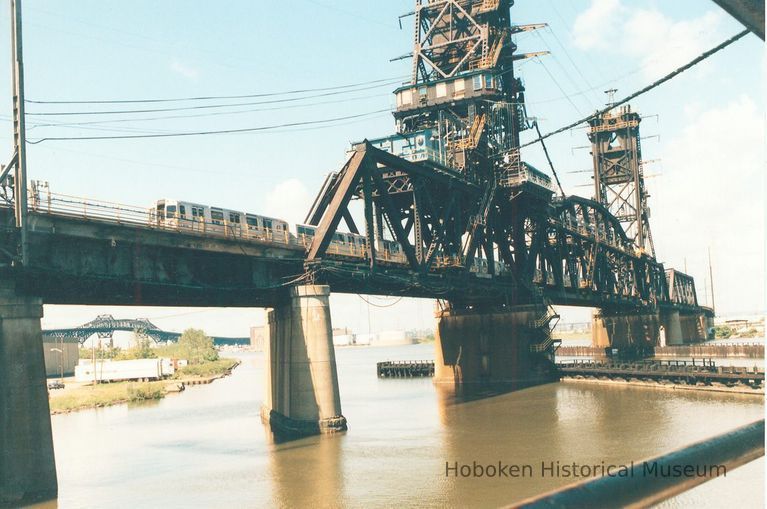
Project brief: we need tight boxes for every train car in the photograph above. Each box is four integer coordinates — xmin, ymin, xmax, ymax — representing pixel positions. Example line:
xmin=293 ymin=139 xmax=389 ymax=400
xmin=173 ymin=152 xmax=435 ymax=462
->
xmin=295 ymin=224 xmax=367 ymax=256
xmin=153 ymin=199 xmax=290 ymax=242
xmin=245 ymin=213 xmax=290 ymax=242
xmin=152 ymin=198 xmax=210 ymax=232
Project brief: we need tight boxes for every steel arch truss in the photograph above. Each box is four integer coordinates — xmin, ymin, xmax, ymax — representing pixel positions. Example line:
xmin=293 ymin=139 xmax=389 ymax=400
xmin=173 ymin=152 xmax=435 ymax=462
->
xmin=542 ymin=196 xmax=668 ymax=307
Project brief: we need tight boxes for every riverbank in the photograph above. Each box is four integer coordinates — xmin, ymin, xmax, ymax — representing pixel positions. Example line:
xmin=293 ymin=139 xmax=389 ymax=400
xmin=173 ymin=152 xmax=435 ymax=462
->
xmin=49 ymin=358 xmax=240 ymax=415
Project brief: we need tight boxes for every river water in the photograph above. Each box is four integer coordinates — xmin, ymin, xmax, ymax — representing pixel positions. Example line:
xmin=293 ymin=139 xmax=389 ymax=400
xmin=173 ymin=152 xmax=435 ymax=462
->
xmin=33 ymin=344 xmax=763 ymax=508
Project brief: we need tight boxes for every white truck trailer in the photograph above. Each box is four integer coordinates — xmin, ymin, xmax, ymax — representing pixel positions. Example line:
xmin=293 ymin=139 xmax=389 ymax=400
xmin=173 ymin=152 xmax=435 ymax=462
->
xmin=75 ymin=358 xmax=177 ymax=383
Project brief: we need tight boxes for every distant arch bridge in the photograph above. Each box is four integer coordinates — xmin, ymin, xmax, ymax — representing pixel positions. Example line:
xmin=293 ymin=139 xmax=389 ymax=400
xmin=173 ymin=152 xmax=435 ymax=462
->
xmin=42 ymin=314 xmax=250 ymax=347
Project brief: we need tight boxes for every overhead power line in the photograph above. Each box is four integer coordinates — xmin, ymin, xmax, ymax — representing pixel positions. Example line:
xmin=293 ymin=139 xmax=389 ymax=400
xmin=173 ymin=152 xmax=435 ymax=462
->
xmin=26 ymin=80 xmax=402 ymax=117
xmin=26 ymin=75 xmax=407 ymax=105
xmin=520 ymin=29 xmax=749 ymax=150
xmin=27 ymin=108 xmax=391 ymax=144
xmin=27 ymin=92 xmax=386 ymax=128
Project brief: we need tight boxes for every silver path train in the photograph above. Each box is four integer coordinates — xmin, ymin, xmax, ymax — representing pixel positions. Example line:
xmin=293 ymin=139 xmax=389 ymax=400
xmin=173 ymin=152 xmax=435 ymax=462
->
xmin=151 ymin=199 xmax=506 ymax=274
xmin=151 ymin=199 xmax=406 ymax=262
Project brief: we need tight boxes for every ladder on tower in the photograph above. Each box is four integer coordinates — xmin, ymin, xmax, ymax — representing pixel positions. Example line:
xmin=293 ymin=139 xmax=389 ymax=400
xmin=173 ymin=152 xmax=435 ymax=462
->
xmin=461 ymin=176 xmax=497 ymax=261
xmin=529 ymin=304 xmax=562 ymax=354
xmin=411 ymin=1 xmax=423 ymax=82
xmin=480 ymin=29 xmax=507 ymax=68
xmin=455 ymin=114 xmax=486 ymax=150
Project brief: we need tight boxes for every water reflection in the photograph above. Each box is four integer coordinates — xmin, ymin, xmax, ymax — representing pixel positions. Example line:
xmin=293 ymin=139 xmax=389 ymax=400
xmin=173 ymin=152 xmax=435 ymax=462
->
xmin=25 ymin=344 xmax=765 ymax=508
xmin=266 ymin=433 xmax=345 ymax=508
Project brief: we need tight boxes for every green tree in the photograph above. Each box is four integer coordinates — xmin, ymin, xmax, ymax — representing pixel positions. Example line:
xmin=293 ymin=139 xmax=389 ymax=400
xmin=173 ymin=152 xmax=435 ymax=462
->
xmin=713 ymin=325 xmax=733 ymax=339
xmin=115 ymin=332 xmax=157 ymax=359
xmin=178 ymin=328 xmax=218 ymax=364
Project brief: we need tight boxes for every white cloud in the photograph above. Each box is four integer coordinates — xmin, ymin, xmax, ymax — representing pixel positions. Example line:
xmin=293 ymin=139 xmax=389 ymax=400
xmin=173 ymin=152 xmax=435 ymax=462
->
xmin=573 ymin=1 xmax=725 ymax=80
xmin=573 ymin=0 xmax=624 ymax=50
xmin=170 ymin=60 xmax=200 ymax=79
xmin=651 ymin=95 xmax=765 ymax=314
xmin=264 ymin=178 xmax=313 ymax=226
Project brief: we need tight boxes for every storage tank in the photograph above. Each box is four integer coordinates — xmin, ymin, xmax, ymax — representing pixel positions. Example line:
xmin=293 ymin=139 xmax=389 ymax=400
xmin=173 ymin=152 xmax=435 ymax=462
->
xmin=333 ymin=334 xmax=354 ymax=347
xmin=354 ymin=333 xmax=376 ymax=346
xmin=375 ymin=330 xmax=414 ymax=346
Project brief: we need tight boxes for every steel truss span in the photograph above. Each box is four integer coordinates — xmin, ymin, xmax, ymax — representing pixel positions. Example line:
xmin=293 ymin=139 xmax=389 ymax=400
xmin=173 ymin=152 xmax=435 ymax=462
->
xmin=302 ymin=144 xmax=707 ymax=314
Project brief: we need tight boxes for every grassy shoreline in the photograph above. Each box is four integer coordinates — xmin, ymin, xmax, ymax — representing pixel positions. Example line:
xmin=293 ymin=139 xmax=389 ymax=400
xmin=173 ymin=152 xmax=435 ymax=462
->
xmin=50 ymin=358 xmax=240 ymax=415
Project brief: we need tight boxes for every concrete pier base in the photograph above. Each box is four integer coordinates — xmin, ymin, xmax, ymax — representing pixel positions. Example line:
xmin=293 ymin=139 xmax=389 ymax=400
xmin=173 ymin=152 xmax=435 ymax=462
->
xmin=261 ymin=285 xmax=346 ymax=436
xmin=0 ymin=282 xmax=57 ymax=506
xmin=592 ymin=309 xmax=660 ymax=352
xmin=433 ymin=304 xmax=557 ymax=388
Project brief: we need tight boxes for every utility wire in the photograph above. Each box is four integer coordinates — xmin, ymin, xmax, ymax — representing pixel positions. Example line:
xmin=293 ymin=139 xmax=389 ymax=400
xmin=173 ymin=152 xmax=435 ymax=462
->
xmin=535 ymin=58 xmax=583 ymax=116
xmin=28 ymin=92 xmax=386 ymax=128
xmin=28 ymin=109 xmax=391 ymax=143
xmin=357 ymin=294 xmax=404 ymax=308
xmin=533 ymin=120 xmax=565 ymax=196
xmin=26 ymin=80 xmax=402 ymax=116
xmin=519 ymin=30 xmax=749 ymax=150
xmin=26 ymin=75 xmax=407 ymax=105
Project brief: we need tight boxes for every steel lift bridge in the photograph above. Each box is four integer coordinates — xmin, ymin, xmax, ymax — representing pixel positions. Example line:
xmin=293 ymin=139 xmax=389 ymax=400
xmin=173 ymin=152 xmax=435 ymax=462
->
xmin=302 ymin=0 xmax=710 ymax=352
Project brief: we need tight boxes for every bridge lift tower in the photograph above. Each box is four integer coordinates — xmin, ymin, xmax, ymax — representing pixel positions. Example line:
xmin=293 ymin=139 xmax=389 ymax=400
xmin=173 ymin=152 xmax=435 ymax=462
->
xmin=305 ymin=0 xmax=553 ymax=291
xmin=587 ymin=96 xmax=655 ymax=257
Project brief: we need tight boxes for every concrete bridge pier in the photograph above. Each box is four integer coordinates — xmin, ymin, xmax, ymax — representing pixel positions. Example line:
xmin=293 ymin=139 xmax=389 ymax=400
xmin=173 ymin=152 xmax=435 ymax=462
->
xmin=0 ymin=281 xmax=57 ymax=506
xmin=660 ymin=310 xmax=684 ymax=346
xmin=261 ymin=285 xmax=347 ymax=436
xmin=433 ymin=304 xmax=558 ymax=388
xmin=592 ymin=309 xmax=660 ymax=352
xmin=679 ymin=313 xmax=709 ymax=342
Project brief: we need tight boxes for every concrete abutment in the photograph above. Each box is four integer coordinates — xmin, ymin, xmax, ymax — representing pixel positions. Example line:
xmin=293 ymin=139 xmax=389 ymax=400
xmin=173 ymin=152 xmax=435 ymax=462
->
xmin=261 ymin=285 xmax=347 ymax=436
xmin=0 ymin=281 xmax=57 ymax=507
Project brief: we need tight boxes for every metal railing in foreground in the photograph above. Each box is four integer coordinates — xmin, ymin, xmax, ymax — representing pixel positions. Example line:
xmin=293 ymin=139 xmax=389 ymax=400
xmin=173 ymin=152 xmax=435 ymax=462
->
xmin=509 ymin=419 xmax=764 ymax=509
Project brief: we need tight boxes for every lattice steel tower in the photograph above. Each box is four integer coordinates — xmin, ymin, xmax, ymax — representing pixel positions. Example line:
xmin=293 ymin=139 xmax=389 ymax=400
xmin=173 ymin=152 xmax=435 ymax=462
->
xmin=587 ymin=102 xmax=655 ymax=257
xmin=393 ymin=0 xmax=545 ymax=180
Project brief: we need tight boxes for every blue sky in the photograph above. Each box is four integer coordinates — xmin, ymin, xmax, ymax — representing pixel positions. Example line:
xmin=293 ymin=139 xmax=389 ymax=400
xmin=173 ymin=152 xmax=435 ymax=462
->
xmin=0 ymin=1 xmax=761 ymax=336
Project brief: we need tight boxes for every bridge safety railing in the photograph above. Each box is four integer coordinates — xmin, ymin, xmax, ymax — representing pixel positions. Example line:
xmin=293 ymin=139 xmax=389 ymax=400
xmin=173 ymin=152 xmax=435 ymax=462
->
xmin=25 ymin=190 xmax=498 ymax=271
xmin=509 ymin=419 xmax=764 ymax=509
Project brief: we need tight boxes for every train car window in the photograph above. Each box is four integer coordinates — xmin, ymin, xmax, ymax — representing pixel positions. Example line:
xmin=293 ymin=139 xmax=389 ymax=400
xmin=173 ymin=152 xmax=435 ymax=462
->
xmin=192 ymin=207 xmax=204 ymax=218
xmin=263 ymin=219 xmax=273 ymax=229
xmin=246 ymin=217 xmax=258 ymax=227
xmin=229 ymin=213 xmax=240 ymax=224
xmin=297 ymin=225 xmax=315 ymax=236
xmin=166 ymin=205 xmax=176 ymax=218
xmin=179 ymin=205 xmax=186 ymax=216
xmin=211 ymin=210 xmax=224 ymax=223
